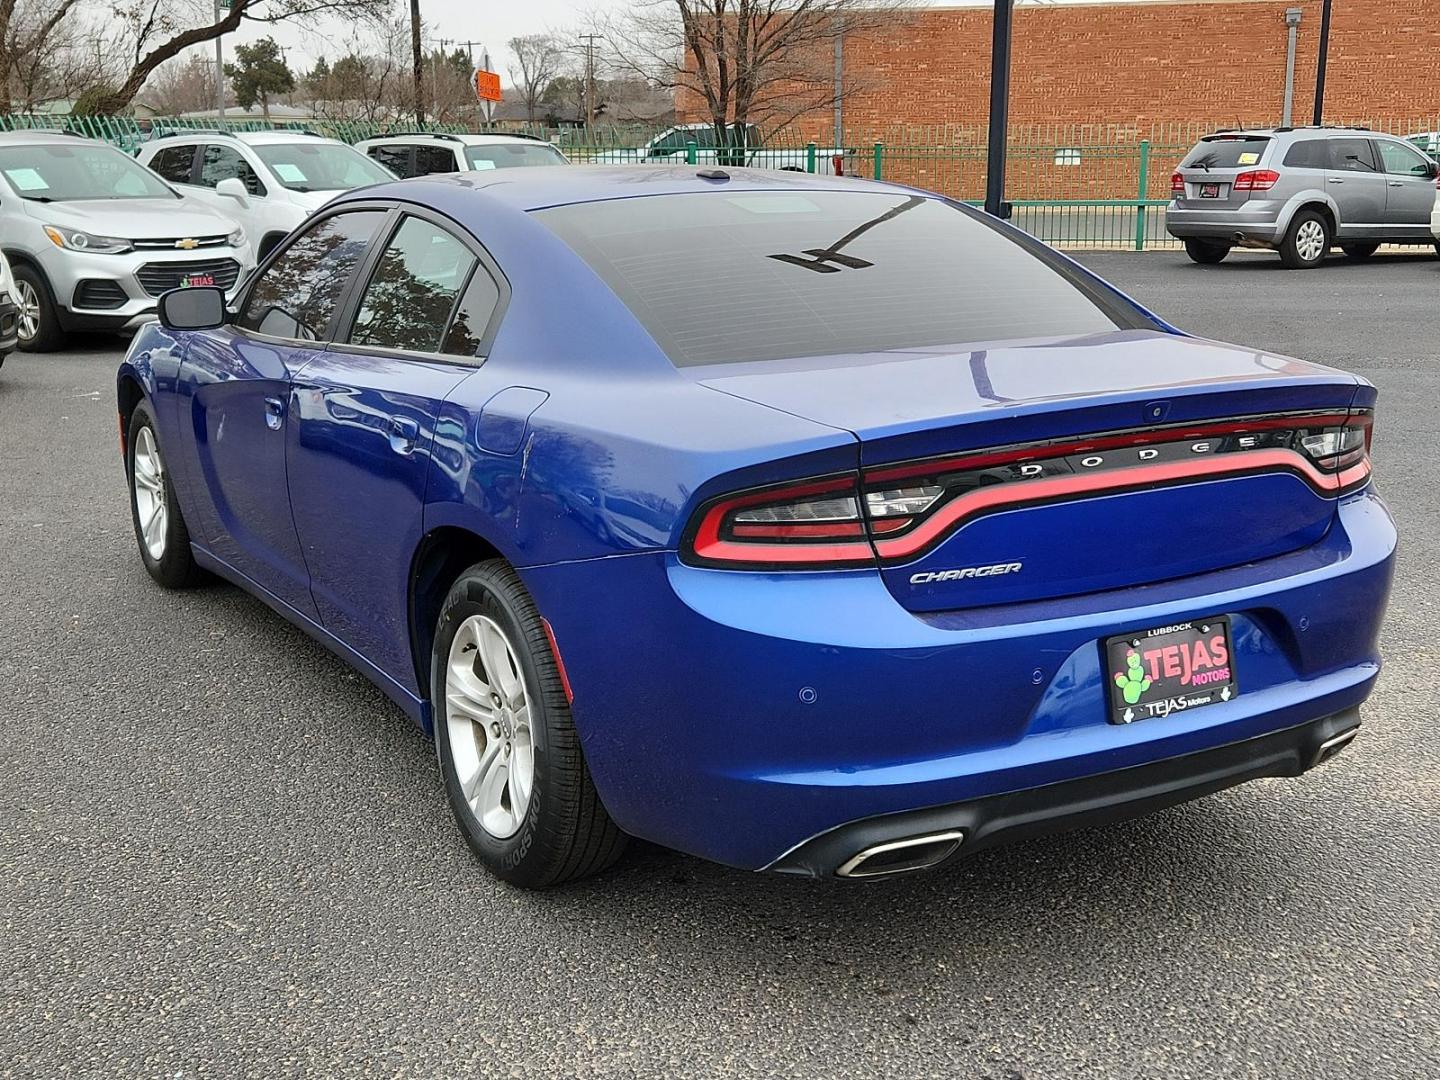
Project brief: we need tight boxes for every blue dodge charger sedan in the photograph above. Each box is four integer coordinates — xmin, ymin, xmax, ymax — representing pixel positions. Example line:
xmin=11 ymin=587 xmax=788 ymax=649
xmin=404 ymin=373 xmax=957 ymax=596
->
xmin=117 ymin=166 xmax=1395 ymax=886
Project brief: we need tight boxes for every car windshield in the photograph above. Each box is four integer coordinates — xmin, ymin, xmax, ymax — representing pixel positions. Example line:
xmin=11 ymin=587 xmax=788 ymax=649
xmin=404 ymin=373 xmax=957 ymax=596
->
xmin=0 ymin=143 xmax=177 ymax=201
xmin=464 ymin=143 xmax=567 ymax=170
xmin=537 ymin=190 xmax=1130 ymax=367
xmin=253 ymin=142 xmax=395 ymax=191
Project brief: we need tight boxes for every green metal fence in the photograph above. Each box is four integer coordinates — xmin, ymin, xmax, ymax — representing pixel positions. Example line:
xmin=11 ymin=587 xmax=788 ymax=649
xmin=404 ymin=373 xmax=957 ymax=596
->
xmin=4 ymin=114 xmax=1436 ymax=251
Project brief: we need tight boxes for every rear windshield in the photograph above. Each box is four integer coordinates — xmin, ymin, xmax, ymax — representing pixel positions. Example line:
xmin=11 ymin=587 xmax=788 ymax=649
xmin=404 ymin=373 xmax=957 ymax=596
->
xmin=1182 ymin=136 xmax=1272 ymax=170
xmin=536 ymin=191 xmax=1130 ymax=367
xmin=465 ymin=143 xmax=566 ymax=170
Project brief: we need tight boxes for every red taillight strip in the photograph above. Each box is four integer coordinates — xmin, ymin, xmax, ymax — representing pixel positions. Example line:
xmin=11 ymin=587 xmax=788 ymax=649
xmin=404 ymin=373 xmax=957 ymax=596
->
xmin=864 ymin=413 xmax=1353 ymax=485
xmin=871 ymin=448 xmax=1365 ymax=561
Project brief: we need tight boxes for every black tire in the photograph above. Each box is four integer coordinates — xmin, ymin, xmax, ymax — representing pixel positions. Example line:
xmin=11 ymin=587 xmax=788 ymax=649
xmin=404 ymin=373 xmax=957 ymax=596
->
xmin=431 ymin=560 xmax=627 ymax=888
xmin=127 ymin=402 xmax=206 ymax=589
xmin=1279 ymin=209 xmax=1332 ymax=269
xmin=12 ymin=263 xmax=67 ymax=352
xmin=1183 ymin=238 xmax=1231 ymax=265
xmin=257 ymin=233 xmax=287 ymax=261
xmin=1341 ymin=242 xmax=1380 ymax=260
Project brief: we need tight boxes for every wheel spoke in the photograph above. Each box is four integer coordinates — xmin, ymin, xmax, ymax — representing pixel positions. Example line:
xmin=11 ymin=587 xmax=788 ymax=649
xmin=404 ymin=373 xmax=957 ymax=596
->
xmin=460 ymin=734 xmax=503 ymax=807
xmin=478 ymin=621 xmax=520 ymax=705
xmin=445 ymin=686 xmax=493 ymax=724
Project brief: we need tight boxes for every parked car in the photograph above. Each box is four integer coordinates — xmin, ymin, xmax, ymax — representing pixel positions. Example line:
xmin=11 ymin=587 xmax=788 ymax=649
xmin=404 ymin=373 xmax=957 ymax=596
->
xmin=1406 ymin=131 xmax=1438 ymax=156
xmin=592 ymin=123 xmax=854 ymax=173
xmin=119 ymin=166 xmax=1395 ymax=887
xmin=354 ymin=132 xmax=568 ymax=178
xmin=137 ymin=131 xmax=397 ymax=263
xmin=0 ymin=251 xmax=19 ymax=369
xmin=1167 ymin=126 xmax=1440 ymax=267
xmin=0 ymin=130 xmax=248 ymax=352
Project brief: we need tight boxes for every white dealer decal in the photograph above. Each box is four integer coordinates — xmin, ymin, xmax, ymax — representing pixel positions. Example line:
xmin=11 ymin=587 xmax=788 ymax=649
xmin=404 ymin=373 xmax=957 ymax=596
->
xmin=910 ymin=562 xmax=1023 ymax=586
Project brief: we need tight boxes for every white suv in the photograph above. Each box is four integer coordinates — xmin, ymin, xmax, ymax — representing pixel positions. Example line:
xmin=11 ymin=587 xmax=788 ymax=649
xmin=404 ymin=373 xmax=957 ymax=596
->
xmin=137 ymin=131 xmax=397 ymax=262
xmin=353 ymin=132 xmax=568 ymax=178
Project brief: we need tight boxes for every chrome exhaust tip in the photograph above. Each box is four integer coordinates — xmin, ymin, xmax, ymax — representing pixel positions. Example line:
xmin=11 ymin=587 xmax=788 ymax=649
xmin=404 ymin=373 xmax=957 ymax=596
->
xmin=835 ymin=830 xmax=965 ymax=879
xmin=1312 ymin=727 xmax=1359 ymax=768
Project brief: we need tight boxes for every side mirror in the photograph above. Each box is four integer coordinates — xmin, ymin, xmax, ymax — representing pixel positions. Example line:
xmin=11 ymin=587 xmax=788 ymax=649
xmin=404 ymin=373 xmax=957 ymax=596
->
xmin=215 ymin=177 xmax=250 ymax=203
xmin=1427 ymin=161 xmax=1439 ymax=179
xmin=158 ymin=286 xmax=227 ymax=331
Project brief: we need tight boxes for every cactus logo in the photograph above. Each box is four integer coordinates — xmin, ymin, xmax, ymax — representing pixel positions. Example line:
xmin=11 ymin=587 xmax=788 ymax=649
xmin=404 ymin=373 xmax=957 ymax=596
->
xmin=1113 ymin=649 xmax=1152 ymax=705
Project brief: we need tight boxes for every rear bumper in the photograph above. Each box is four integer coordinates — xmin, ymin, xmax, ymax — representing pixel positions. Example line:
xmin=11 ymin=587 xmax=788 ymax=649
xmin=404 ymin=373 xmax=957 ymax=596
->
xmin=521 ymin=489 xmax=1396 ymax=871
xmin=769 ymin=707 xmax=1360 ymax=877
xmin=1166 ymin=204 xmax=1283 ymax=244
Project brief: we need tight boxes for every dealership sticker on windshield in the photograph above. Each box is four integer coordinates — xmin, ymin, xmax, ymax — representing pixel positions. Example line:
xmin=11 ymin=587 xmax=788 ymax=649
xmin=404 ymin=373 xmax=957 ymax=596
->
xmin=1105 ymin=618 xmax=1237 ymax=725
xmin=1237 ymin=152 xmax=1260 ymax=165
xmin=4 ymin=167 xmax=48 ymax=191
xmin=272 ymin=163 xmax=308 ymax=183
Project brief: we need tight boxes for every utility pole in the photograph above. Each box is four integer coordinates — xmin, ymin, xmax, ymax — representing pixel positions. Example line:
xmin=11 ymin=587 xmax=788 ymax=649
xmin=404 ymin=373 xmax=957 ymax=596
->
xmin=833 ymin=17 xmax=844 ymax=148
xmin=578 ymin=33 xmax=599 ymax=128
xmin=984 ymin=0 xmax=1014 ymax=218
xmin=1282 ymin=9 xmax=1302 ymax=127
xmin=409 ymin=0 xmax=425 ymax=126
xmin=213 ymin=0 xmax=226 ymax=120
xmin=1312 ymin=0 xmax=1333 ymax=125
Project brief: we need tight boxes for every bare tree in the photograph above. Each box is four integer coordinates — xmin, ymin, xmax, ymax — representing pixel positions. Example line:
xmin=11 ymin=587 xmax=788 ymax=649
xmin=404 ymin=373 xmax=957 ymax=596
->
xmin=142 ymin=51 xmax=216 ymax=114
xmin=597 ymin=0 xmax=902 ymax=144
xmin=507 ymin=33 xmax=563 ymax=124
xmin=89 ymin=0 xmax=388 ymax=112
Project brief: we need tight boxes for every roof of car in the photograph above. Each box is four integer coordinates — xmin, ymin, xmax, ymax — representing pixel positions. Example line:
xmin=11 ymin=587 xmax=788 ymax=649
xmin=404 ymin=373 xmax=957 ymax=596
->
xmin=0 ymin=130 xmax=102 ymax=145
xmin=143 ymin=130 xmax=347 ymax=148
xmin=349 ymin=164 xmax=913 ymax=214
xmin=357 ymin=132 xmax=557 ymax=148
xmin=1206 ymin=125 xmax=1402 ymax=139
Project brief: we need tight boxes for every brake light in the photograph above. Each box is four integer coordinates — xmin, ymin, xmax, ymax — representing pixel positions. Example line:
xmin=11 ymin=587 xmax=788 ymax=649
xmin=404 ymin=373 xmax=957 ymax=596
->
xmin=683 ymin=413 xmax=1373 ymax=570
xmin=1234 ymin=169 xmax=1280 ymax=191
xmin=1171 ymin=171 xmax=1185 ymax=194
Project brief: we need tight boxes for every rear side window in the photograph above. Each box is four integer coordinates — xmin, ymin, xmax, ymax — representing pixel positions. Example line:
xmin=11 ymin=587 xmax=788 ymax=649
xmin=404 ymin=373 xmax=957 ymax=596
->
xmin=238 ymin=210 xmax=385 ymax=340
xmin=414 ymin=145 xmax=460 ymax=176
xmin=368 ymin=144 xmax=413 ymax=177
xmin=1328 ymin=138 xmax=1378 ymax=172
xmin=149 ymin=145 xmax=195 ymax=183
xmin=1283 ymin=140 xmax=1327 ymax=169
xmin=1182 ymin=136 xmax=1271 ymax=169
xmin=537 ymin=191 xmax=1130 ymax=368
xmin=348 ymin=216 xmax=478 ymax=354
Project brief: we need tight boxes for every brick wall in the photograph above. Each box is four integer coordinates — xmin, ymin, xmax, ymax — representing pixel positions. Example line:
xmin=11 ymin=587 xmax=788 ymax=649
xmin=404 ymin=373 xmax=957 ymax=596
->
xmin=716 ymin=0 xmax=1440 ymax=141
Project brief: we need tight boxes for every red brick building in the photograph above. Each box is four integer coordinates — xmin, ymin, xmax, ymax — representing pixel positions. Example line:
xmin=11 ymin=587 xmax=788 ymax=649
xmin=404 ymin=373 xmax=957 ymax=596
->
xmin=786 ymin=0 xmax=1440 ymax=141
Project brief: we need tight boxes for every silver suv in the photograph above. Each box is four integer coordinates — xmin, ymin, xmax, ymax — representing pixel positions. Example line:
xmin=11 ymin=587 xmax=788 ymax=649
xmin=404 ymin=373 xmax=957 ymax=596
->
xmin=0 ymin=131 xmax=248 ymax=350
xmin=1166 ymin=127 xmax=1440 ymax=268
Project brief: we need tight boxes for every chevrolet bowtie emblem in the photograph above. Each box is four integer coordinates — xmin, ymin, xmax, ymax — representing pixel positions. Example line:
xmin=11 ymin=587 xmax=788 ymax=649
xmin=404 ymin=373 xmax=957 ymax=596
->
xmin=175 ymin=238 xmax=199 ymax=250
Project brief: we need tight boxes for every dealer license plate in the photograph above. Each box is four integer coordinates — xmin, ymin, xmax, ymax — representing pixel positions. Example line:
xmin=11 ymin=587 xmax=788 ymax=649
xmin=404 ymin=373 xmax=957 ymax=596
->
xmin=1105 ymin=618 xmax=1237 ymax=725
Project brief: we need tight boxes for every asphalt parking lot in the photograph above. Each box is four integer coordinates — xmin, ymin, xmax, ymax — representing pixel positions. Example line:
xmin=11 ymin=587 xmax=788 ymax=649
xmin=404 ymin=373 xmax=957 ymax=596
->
xmin=2 ymin=250 xmax=1437 ymax=1079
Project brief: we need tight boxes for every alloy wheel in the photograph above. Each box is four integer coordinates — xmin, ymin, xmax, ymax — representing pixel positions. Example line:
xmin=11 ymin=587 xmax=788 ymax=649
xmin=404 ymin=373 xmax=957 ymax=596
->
xmin=444 ymin=615 xmax=535 ymax=840
xmin=15 ymin=278 xmax=40 ymax=343
xmin=131 ymin=426 xmax=168 ymax=560
xmin=1295 ymin=220 xmax=1327 ymax=263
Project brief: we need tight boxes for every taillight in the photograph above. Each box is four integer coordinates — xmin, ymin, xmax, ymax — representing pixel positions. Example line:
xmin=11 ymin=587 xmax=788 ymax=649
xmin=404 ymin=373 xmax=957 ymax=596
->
xmin=684 ymin=413 xmax=1373 ymax=570
xmin=1234 ymin=169 xmax=1281 ymax=191
xmin=685 ymin=475 xmax=876 ymax=568
xmin=1171 ymin=171 xmax=1185 ymax=194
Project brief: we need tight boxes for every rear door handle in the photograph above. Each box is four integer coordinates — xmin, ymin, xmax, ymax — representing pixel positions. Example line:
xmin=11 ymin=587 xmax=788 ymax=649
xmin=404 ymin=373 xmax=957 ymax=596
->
xmin=389 ymin=415 xmax=420 ymax=455
xmin=1388 ymin=180 xmax=1405 ymax=187
xmin=1327 ymin=177 xmax=1345 ymax=184
xmin=264 ymin=396 xmax=285 ymax=430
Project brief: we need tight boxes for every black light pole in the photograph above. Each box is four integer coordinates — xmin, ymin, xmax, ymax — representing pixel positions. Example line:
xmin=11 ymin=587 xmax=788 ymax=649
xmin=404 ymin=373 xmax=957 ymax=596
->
xmin=984 ymin=0 xmax=1014 ymax=218
xmin=1312 ymin=0 xmax=1333 ymax=125
xmin=410 ymin=0 xmax=425 ymax=126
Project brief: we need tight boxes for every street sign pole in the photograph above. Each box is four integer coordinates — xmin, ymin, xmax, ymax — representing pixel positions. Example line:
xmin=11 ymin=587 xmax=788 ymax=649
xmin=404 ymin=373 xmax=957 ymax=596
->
xmin=984 ymin=0 xmax=1014 ymax=218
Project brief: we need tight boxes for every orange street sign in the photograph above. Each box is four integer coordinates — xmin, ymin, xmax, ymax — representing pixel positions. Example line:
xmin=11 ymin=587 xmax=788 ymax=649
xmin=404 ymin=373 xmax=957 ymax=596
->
xmin=474 ymin=69 xmax=502 ymax=103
